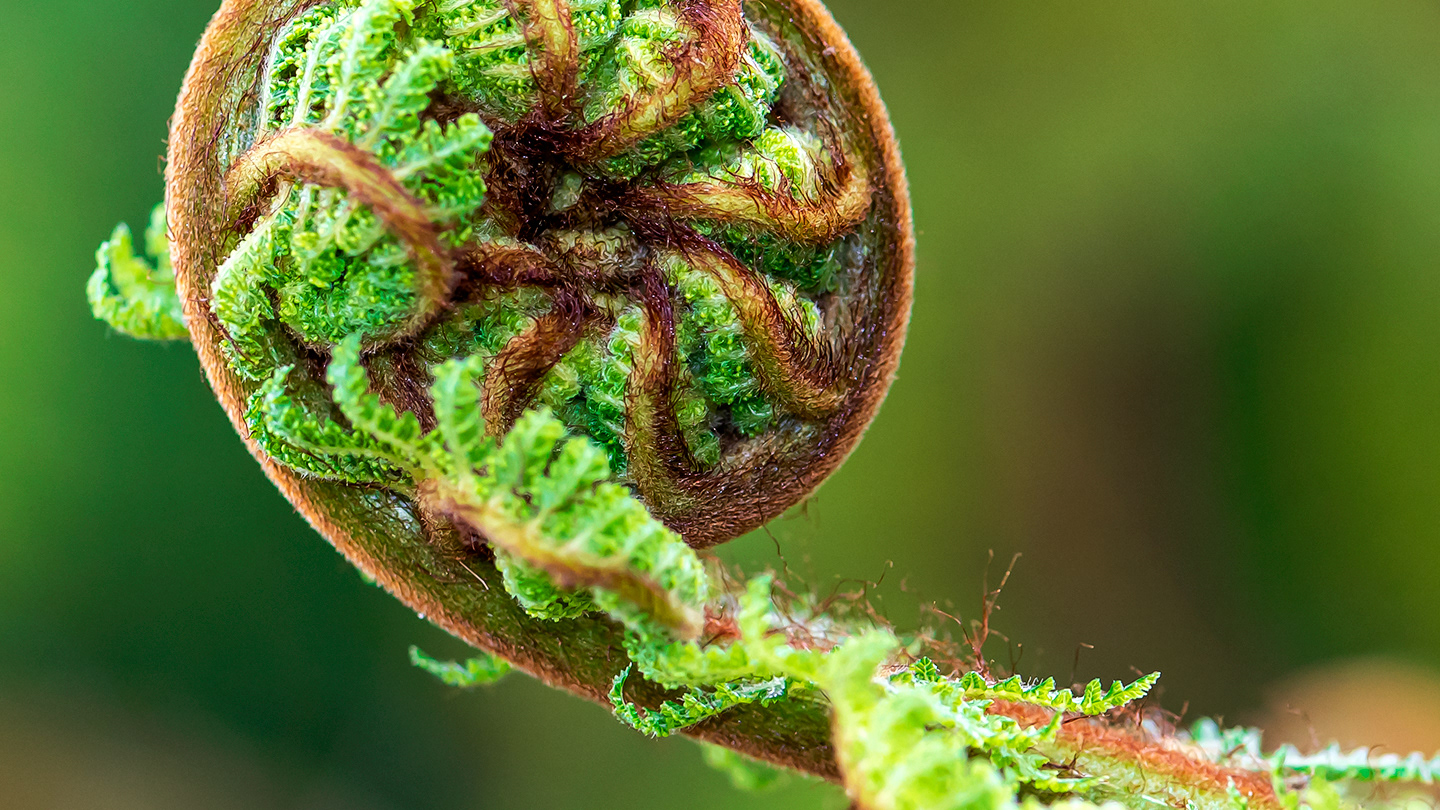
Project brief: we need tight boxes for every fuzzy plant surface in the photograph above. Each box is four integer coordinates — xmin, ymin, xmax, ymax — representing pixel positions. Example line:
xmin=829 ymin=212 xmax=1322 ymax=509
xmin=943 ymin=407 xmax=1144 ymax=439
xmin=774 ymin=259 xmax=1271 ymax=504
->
xmin=88 ymin=1 xmax=1440 ymax=809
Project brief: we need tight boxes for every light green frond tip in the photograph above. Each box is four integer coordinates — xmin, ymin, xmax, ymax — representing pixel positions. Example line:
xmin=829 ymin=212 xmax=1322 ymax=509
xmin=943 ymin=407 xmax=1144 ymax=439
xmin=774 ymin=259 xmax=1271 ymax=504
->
xmin=911 ymin=665 xmax=1160 ymax=717
xmin=822 ymin=632 xmax=1018 ymax=810
xmin=1272 ymin=744 xmax=1440 ymax=783
xmin=609 ymin=665 xmax=789 ymax=738
xmin=1192 ymin=719 xmax=1440 ymax=785
xmin=699 ymin=743 xmax=791 ymax=792
xmin=408 ymin=645 xmax=510 ymax=688
xmin=88 ymin=203 xmax=188 ymax=341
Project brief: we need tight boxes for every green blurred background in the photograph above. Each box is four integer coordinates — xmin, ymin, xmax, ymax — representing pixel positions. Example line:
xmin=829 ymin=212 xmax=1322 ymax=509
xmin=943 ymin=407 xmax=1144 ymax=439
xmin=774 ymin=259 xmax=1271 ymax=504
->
xmin=6 ymin=0 xmax=1440 ymax=806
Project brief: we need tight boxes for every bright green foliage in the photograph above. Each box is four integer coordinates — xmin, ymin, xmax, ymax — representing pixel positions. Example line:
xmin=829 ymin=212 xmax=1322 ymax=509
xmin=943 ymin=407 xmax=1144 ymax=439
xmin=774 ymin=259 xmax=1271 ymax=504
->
xmin=720 ymin=581 xmax=1101 ymax=804
xmin=419 ymin=0 xmax=629 ymax=123
xmin=90 ymin=0 xmax=869 ymax=498
xmin=1274 ymin=746 xmax=1440 ymax=784
xmin=573 ymin=306 xmax=641 ymax=472
xmin=88 ymin=204 xmax=187 ymax=341
xmin=494 ymin=554 xmax=598 ymax=621
xmin=1290 ymin=778 xmax=1346 ymax=810
xmin=601 ymin=26 xmax=786 ymax=178
xmin=871 ymin=671 xmax=1098 ymax=796
xmin=709 ymin=226 xmax=847 ymax=291
xmin=609 ymin=665 xmax=789 ymax=738
xmin=1191 ymin=719 xmax=1440 ymax=785
xmin=91 ymin=4 xmax=1433 ymax=808
xmin=579 ymin=6 xmax=686 ymax=124
xmin=210 ymin=221 xmax=291 ymax=376
xmin=418 ymin=289 xmax=553 ymax=364
xmin=823 ymin=632 xmax=1019 ymax=810
xmin=895 ymin=665 xmax=1162 ymax=718
xmin=95 ymin=0 xmax=844 ymax=498
xmin=665 ymin=255 xmax=775 ymax=437
xmin=214 ymin=0 xmax=493 ymax=363
xmin=409 ymin=645 xmax=511 ymax=687
xmin=246 ymin=365 xmax=406 ymax=483
xmin=676 ymin=127 xmax=832 ymax=199
xmin=323 ymin=335 xmax=710 ymax=634
xmin=620 ymin=576 xmax=1200 ymax=810
xmin=624 ymin=628 xmax=768 ymax=690
xmin=699 ymin=744 xmax=791 ymax=792
xmin=325 ymin=335 xmax=436 ymax=466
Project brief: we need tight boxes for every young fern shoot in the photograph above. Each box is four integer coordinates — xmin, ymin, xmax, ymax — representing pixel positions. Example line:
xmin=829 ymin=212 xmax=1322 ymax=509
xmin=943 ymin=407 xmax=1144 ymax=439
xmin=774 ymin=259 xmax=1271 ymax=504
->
xmin=88 ymin=2 xmax=1440 ymax=809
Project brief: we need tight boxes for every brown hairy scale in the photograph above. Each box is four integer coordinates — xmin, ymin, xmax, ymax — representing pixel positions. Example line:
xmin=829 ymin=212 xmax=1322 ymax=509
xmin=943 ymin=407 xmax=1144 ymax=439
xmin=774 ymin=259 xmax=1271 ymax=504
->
xmin=164 ymin=0 xmax=1276 ymax=797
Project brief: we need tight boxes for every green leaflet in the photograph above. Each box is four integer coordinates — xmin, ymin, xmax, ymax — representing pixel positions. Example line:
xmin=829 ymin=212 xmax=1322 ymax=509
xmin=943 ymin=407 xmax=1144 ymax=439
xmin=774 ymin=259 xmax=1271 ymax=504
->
xmin=617 ymin=576 xmax=1175 ymax=809
xmin=699 ymin=744 xmax=791 ymax=792
xmin=210 ymin=220 xmax=292 ymax=378
xmin=624 ymin=628 xmax=767 ymax=690
xmin=665 ymin=254 xmax=775 ymax=437
xmin=87 ymin=204 xmax=187 ymax=341
xmin=324 ymin=334 xmax=711 ymax=636
xmin=494 ymin=554 xmax=598 ymax=621
xmin=893 ymin=662 xmax=1161 ymax=719
xmin=1275 ymin=746 xmax=1440 ymax=784
xmin=599 ymin=25 xmax=786 ymax=178
xmin=222 ymin=0 xmax=495 ymax=358
xmin=326 ymin=335 xmax=435 ymax=468
xmin=93 ymin=0 xmax=850 ymax=483
xmin=706 ymin=225 xmax=849 ymax=292
xmin=609 ymin=665 xmax=789 ymax=738
xmin=676 ymin=127 xmax=833 ymax=199
xmin=1191 ymin=718 xmax=1440 ymax=785
xmin=735 ymin=581 xmax=1099 ymax=803
xmin=409 ymin=645 xmax=511 ymax=687
xmin=246 ymin=365 xmax=405 ymax=484
xmin=579 ymin=4 xmax=687 ymax=125
xmin=423 ymin=0 xmax=630 ymax=123
xmin=823 ymin=632 xmax=1018 ymax=810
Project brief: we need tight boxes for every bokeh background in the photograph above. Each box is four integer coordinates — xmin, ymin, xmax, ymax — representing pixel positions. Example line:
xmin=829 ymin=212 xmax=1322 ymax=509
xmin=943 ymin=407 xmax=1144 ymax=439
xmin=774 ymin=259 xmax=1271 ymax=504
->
xmin=5 ymin=0 xmax=1440 ymax=807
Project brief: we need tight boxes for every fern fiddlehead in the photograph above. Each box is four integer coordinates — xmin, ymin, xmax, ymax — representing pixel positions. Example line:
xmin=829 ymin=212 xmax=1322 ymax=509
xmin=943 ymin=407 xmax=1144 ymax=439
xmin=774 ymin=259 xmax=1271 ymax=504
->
xmin=183 ymin=0 xmax=908 ymax=549
xmin=88 ymin=2 xmax=1439 ymax=809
